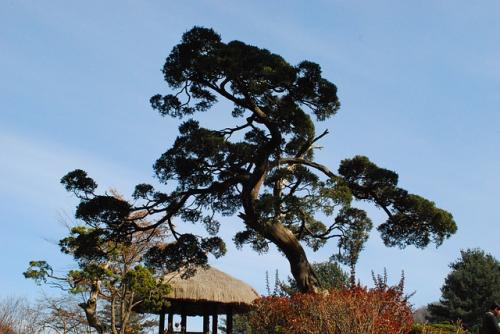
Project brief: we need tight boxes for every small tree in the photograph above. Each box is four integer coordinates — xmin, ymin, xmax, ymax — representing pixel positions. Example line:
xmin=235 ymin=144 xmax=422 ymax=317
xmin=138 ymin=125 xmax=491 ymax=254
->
xmin=24 ymin=205 xmax=171 ymax=334
xmin=0 ymin=297 xmax=45 ymax=334
xmin=36 ymin=295 xmax=94 ymax=334
xmin=427 ymin=248 xmax=500 ymax=333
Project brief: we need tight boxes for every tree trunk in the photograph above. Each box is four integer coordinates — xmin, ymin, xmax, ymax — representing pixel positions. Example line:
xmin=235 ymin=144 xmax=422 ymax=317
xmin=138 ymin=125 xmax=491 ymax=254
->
xmin=240 ymin=128 xmax=320 ymax=293
xmin=266 ymin=223 xmax=319 ymax=292
xmin=240 ymin=208 xmax=319 ymax=292
xmin=79 ymin=281 xmax=106 ymax=334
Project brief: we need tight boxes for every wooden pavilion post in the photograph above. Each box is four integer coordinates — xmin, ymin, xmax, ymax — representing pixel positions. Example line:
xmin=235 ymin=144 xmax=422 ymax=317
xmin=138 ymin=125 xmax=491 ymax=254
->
xmin=167 ymin=312 xmax=174 ymax=333
xmin=158 ymin=308 xmax=165 ymax=334
xmin=181 ymin=313 xmax=187 ymax=334
xmin=203 ymin=313 xmax=210 ymax=334
xmin=212 ymin=311 xmax=218 ymax=334
xmin=226 ymin=307 xmax=233 ymax=334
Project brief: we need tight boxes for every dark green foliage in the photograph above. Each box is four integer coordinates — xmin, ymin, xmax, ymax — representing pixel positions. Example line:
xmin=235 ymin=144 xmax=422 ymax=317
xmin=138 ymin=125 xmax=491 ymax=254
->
xmin=60 ymin=26 xmax=456 ymax=292
xmin=75 ymin=196 xmax=132 ymax=230
xmin=339 ymin=156 xmax=456 ymax=248
xmin=61 ymin=169 xmax=97 ymax=197
xmin=145 ymin=234 xmax=226 ymax=276
xmin=313 ymin=261 xmax=350 ymax=289
xmin=24 ymin=261 xmax=53 ymax=284
xmin=428 ymin=249 xmax=500 ymax=333
xmin=332 ymin=207 xmax=372 ymax=284
xmin=123 ymin=265 xmax=171 ymax=312
xmin=59 ymin=226 xmax=109 ymax=262
xmin=150 ymin=27 xmax=340 ymax=122
xmin=278 ymin=261 xmax=349 ymax=295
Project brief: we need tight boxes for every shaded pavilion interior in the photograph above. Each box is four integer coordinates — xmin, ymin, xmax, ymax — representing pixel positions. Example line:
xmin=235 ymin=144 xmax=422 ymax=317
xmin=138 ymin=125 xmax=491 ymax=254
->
xmin=151 ymin=266 xmax=260 ymax=334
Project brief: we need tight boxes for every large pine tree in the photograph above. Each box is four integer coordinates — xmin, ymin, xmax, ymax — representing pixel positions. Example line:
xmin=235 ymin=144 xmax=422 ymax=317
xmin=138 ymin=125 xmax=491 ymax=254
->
xmin=428 ymin=248 xmax=500 ymax=333
xmin=61 ymin=27 xmax=457 ymax=292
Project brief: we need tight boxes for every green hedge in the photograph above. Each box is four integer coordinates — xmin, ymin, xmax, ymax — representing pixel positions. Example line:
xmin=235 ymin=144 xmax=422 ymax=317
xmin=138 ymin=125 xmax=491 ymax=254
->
xmin=410 ymin=323 xmax=467 ymax=334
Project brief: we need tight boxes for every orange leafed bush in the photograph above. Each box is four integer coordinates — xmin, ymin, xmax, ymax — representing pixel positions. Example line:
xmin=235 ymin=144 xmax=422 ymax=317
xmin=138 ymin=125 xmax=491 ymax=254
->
xmin=248 ymin=286 xmax=414 ymax=334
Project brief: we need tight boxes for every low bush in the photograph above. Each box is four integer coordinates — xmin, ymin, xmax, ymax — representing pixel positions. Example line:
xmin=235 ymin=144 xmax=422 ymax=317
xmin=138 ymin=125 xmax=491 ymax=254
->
xmin=410 ymin=322 xmax=467 ymax=334
xmin=247 ymin=286 xmax=413 ymax=334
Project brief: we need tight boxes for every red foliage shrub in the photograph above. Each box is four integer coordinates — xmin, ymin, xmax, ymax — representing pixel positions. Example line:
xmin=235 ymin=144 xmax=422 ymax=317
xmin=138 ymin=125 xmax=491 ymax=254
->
xmin=248 ymin=286 xmax=413 ymax=334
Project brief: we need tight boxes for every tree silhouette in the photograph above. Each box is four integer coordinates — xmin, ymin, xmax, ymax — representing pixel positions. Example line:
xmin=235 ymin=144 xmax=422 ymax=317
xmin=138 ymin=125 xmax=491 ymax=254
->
xmin=62 ymin=26 xmax=457 ymax=292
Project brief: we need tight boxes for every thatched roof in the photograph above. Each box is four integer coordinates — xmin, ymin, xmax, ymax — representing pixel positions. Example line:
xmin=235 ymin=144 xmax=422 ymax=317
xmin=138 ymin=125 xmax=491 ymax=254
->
xmin=159 ymin=266 xmax=260 ymax=315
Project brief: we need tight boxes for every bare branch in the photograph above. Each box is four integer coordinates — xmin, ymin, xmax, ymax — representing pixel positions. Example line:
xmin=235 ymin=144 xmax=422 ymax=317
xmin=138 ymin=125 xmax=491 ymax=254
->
xmin=296 ymin=129 xmax=329 ymax=158
xmin=277 ymin=157 xmax=337 ymax=179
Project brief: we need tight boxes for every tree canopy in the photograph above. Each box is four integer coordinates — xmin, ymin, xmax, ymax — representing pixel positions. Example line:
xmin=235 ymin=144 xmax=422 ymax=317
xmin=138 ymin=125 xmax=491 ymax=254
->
xmin=428 ymin=248 xmax=500 ymax=333
xmin=61 ymin=26 xmax=457 ymax=292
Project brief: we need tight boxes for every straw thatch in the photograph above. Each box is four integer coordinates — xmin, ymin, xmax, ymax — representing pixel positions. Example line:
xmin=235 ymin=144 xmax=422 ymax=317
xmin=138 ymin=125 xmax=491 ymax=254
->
xmin=158 ymin=266 xmax=260 ymax=315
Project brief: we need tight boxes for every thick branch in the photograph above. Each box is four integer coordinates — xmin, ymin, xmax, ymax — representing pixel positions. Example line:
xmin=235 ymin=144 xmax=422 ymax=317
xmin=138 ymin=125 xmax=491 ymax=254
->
xmin=132 ymin=177 xmax=247 ymax=233
xmin=79 ymin=281 xmax=106 ymax=334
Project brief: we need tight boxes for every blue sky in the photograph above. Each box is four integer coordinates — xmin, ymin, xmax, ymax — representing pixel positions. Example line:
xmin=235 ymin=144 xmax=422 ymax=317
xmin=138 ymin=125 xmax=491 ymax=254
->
xmin=1 ymin=0 xmax=499 ymax=318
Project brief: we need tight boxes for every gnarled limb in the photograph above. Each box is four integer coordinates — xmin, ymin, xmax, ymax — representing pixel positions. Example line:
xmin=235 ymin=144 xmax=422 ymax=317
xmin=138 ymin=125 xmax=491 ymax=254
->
xmin=79 ymin=281 xmax=106 ymax=334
